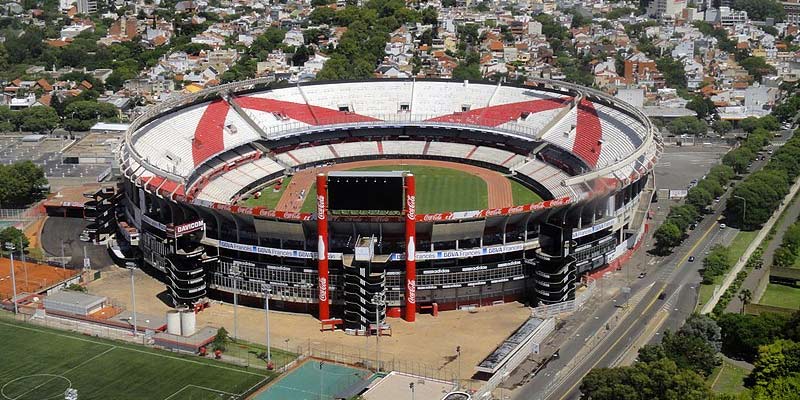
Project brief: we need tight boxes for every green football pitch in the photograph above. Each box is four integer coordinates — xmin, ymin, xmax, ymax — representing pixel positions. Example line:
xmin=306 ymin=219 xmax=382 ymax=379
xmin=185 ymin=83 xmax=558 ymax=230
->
xmin=0 ymin=318 xmax=273 ymax=400
xmin=297 ymin=165 xmax=543 ymax=213
xmin=240 ymin=165 xmax=544 ymax=213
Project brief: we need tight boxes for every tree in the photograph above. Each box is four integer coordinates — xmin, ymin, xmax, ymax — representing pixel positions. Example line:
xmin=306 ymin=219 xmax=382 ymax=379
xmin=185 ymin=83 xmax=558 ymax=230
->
xmin=717 ymin=312 xmax=791 ymax=362
xmin=758 ymin=115 xmax=781 ymax=132
xmin=681 ymin=314 xmax=723 ymax=352
xmin=712 ymin=119 xmax=733 ymax=135
xmin=63 ymin=101 xmax=119 ymax=132
xmin=291 ymin=45 xmax=311 ymax=66
xmin=749 ymin=339 xmax=800 ymax=387
xmin=452 ymin=62 xmax=482 ymax=80
xmin=656 ymin=56 xmax=688 ymax=89
xmin=740 ymin=117 xmax=761 ymax=133
xmin=740 ymin=56 xmax=777 ymax=82
xmin=773 ymin=246 xmax=797 ymax=267
xmin=702 ymin=244 xmax=732 ymax=283
xmin=686 ymin=96 xmax=716 ymax=120
xmin=738 ymin=288 xmax=752 ymax=314
xmin=0 ymin=227 xmax=29 ymax=253
xmin=722 ymin=147 xmax=755 ymax=174
xmin=661 ymin=330 xmax=720 ymax=376
xmin=708 ymin=164 xmax=736 ymax=185
xmin=18 ymin=106 xmax=59 ymax=133
xmin=733 ymin=0 xmax=786 ymax=22
xmin=212 ymin=327 xmax=229 ymax=351
xmin=654 ymin=221 xmax=682 ymax=251
xmin=579 ymin=358 xmax=711 ymax=400
xmin=668 ymin=116 xmax=707 ymax=136
xmin=0 ymin=161 xmax=48 ymax=207
xmin=686 ymin=186 xmax=713 ymax=211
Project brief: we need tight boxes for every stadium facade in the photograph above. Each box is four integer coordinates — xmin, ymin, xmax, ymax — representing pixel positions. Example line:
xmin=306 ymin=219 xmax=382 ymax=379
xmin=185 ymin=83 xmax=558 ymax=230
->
xmin=115 ymin=79 xmax=661 ymax=332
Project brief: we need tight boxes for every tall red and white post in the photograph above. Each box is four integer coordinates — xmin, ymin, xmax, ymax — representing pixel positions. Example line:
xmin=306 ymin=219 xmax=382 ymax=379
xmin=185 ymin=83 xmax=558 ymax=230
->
xmin=316 ymin=173 xmax=330 ymax=321
xmin=404 ymin=173 xmax=417 ymax=322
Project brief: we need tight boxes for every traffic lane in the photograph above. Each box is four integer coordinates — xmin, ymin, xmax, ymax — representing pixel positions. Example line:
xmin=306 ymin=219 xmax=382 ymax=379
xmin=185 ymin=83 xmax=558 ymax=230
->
xmin=549 ymin=284 xmax=665 ymax=400
xmin=520 ymin=300 xmax=622 ymax=400
xmin=654 ymin=282 xmax=698 ymax=339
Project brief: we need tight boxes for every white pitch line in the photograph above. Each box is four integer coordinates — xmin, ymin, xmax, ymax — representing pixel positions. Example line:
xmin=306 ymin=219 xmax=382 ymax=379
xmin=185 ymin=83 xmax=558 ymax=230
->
xmin=0 ymin=320 xmax=268 ymax=378
xmin=12 ymin=347 xmax=116 ymax=400
xmin=163 ymin=384 xmax=237 ymax=400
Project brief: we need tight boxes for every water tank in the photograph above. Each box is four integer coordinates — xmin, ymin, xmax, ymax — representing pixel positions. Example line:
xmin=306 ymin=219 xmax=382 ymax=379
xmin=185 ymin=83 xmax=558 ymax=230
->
xmin=180 ymin=309 xmax=196 ymax=337
xmin=166 ymin=310 xmax=181 ymax=336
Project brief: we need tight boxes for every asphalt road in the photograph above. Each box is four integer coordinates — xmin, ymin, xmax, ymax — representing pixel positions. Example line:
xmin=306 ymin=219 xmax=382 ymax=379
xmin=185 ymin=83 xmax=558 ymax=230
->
xmin=513 ymin=144 xmax=775 ymax=400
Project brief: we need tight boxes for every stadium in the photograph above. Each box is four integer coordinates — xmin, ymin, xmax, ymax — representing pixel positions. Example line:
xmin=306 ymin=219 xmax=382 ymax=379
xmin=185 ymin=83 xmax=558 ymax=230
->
xmin=115 ymin=78 xmax=661 ymax=332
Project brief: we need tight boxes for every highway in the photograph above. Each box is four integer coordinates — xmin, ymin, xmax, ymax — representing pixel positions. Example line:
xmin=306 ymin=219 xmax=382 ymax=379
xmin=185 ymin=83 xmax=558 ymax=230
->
xmin=513 ymin=148 xmax=773 ymax=400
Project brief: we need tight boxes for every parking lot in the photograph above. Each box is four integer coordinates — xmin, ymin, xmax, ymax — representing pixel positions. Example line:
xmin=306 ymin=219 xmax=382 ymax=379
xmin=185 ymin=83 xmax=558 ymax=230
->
xmin=0 ymin=134 xmax=111 ymax=180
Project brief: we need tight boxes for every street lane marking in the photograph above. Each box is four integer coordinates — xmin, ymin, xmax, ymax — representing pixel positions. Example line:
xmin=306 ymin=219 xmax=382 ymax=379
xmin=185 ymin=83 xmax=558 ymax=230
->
xmin=554 ymin=216 xmax=719 ymax=400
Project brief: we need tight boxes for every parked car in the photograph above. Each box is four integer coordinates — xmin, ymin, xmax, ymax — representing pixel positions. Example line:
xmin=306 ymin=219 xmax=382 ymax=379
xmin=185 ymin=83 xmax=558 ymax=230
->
xmin=688 ymin=256 xmax=695 ymax=262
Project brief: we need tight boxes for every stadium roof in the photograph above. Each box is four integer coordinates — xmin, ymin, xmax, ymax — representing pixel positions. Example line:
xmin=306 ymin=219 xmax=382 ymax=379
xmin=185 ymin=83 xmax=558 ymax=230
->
xmin=120 ymin=79 xmax=661 ymax=216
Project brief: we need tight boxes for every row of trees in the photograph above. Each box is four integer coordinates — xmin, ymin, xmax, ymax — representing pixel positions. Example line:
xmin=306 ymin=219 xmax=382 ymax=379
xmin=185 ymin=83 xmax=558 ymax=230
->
xmin=580 ymin=311 xmax=800 ymax=400
xmin=715 ymin=311 xmax=800 ymax=399
xmin=653 ymin=164 xmax=735 ymax=252
xmin=726 ymin=131 xmax=800 ymax=228
xmin=0 ymin=161 xmax=47 ymax=208
xmin=773 ymin=221 xmax=800 ymax=267
xmin=580 ymin=315 xmax=721 ymax=399
xmin=702 ymin=244 xmax=733 ymax=284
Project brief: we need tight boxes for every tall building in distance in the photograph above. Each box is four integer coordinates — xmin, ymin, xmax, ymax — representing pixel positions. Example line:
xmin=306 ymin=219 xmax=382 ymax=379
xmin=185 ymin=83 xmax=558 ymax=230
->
xmin=647 ymin=0 xmax=688 ymax=19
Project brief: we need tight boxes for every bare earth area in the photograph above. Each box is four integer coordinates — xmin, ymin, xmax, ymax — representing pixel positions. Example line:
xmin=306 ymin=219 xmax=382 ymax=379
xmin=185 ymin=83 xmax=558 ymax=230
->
xmin=87 ymin=268 xmax=530 ymax=385
xmin=276 ymin=159 xmax=513 ymax=212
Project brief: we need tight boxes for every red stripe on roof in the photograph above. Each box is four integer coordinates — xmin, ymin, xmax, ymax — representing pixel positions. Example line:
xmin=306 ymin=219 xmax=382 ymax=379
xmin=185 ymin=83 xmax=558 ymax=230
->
xmin=192 ymin=99 xmax=230 ymax=166
xmin=235 ymin=97 xmax=379 ymax=125
xmin=425 ymin=97 xmax=572 ymax=126
xmin=573 ymin=99 xmax=602 ymax=167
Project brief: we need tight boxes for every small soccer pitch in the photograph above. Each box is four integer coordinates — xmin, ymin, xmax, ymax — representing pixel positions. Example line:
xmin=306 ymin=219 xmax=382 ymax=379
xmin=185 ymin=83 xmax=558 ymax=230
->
xmin=0 ymin=318 xmax=273 ymax=400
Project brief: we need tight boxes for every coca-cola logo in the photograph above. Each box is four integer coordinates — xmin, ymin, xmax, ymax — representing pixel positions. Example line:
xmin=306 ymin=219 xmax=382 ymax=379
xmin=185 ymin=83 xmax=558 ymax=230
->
xmin=423 ymin=213 xmax=444 ymax=221
xmin=406 ymin=195 xmax=416 ymax=221
xmin=485 ymin=208 xmax=503 ymax=216
xmin=317 ymin=195 xmax=326 ymax=220
xmin=258 ymin=209 xmax=277 ymax=217
xmin=406 ymin=279 xmax=416 ymax=304
xmin=508 ymin=206 xmax=525 ymax=214
xmin=319 ymin=277 xmax=327 ymax=302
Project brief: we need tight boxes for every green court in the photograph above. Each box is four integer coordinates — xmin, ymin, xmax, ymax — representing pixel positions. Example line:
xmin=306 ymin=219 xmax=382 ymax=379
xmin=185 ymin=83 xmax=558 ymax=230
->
xmin=0 ymin=318 xmax=273 ymax=400
xmin=299 ymin=165 xmax=543 ymax=213
xmin=254 ymin=360 xmax=374 ymax=400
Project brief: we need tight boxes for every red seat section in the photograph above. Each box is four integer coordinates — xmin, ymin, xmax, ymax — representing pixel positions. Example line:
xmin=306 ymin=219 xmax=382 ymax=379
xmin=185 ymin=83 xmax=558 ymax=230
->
xmin=425 ymin=97 xmax=572 ymax=126
xmin=573 ymin=99 xmax=602 ymax=167
xmin=235 ymin=97 xmax=378 ymax=125
xmin=192 ymin=99 xmax=230 ymax=166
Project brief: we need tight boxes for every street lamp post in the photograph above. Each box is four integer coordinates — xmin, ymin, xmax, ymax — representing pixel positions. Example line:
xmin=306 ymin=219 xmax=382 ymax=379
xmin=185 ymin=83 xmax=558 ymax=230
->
xmin=371 ymin=292 xmax=386 ymax=372
xmin=5 ymin=242 xmax=18 ymax=314
xmin=319 ymin=361 xmax=324 ymax=400
xmin=19 ymin=239 xmax=28 ymax=289
xmin=409 ymin=382 xmax=415 ymax=400
xmin=262 ymin=282 xmax=271 ymax=362
xmin=125 ymin=262 xmax=138 ymax=337
xmin=734 ymin=195 xmax=746 ymax=229
xmin=456 ymin=346 xmax=461 ymax=389
xmin=230 ymin=264 xmax=241 ymax=340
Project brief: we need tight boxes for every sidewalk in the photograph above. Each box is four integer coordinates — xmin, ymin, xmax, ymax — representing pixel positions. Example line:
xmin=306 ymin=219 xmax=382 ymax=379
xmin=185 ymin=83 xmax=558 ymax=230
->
xmin=703 ymin=175 xmax=800 ymax=314
xmin=725 ymin=190 xmax=800 ymax=312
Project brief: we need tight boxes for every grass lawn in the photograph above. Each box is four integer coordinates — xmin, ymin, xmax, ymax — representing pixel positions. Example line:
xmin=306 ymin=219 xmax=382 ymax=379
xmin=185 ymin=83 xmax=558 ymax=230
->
xmin=709 ymin=359 xmax=749 ymax=394
xmin=759 ymin=283 xmax=800 ymax=309
xmin=510 ymin=180 xmax=544 ymax=206
xmin=300 ymin=165 xmax=494 ymax=213
xmin=697 ymin=230 xmax=759 ymax=311
xmin=727 ymin=230 xmax=759 ymax=262
xmin=241 ymin=176 xmax=293 ymax=209
xmin=0 ymin=317 xmax=275 ymax=400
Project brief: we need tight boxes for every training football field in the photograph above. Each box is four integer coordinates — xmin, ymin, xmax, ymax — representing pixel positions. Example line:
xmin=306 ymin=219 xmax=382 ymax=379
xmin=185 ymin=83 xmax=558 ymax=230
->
xmin=0 ymin=318 xmax=273 ymax=400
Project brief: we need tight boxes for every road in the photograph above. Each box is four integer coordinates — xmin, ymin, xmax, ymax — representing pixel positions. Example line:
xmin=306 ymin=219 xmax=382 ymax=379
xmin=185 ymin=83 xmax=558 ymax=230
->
xmin=513 ymin=145 xmax=774 ymax=400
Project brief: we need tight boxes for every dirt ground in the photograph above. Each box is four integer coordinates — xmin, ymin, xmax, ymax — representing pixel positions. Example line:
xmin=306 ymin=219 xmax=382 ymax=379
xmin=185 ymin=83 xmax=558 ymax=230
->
xmin=87 ymin=267 xmax=531 ymax=384
xmin=0 ymin=257 xmax=78 ymax=299
xmin=277 ymin=159 xmax=513 ymax=211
